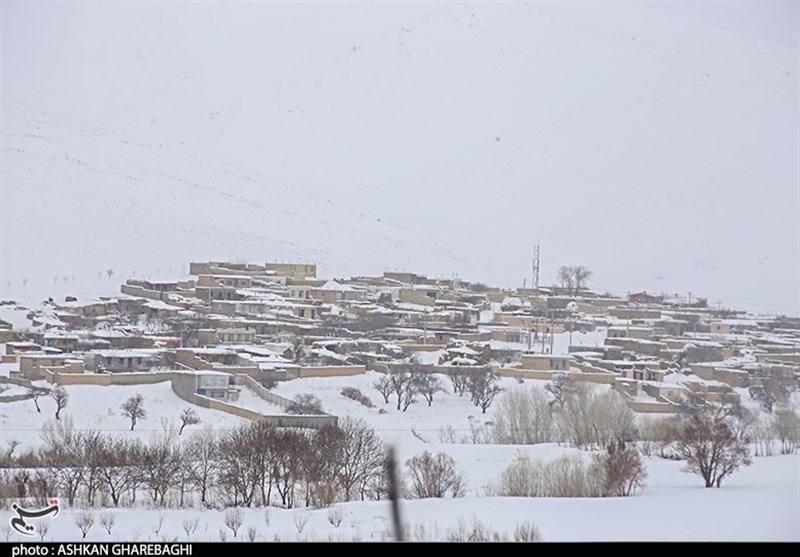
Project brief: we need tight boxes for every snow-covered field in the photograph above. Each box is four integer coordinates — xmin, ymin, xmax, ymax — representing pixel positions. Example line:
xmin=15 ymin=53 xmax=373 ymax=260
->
xmin=0 ymin=454 xmax=796 ymax=542
xmin=1 ymin=361 xmax=799 ymax=541
xmin=0 ymin=380 xmax=247 ymax=451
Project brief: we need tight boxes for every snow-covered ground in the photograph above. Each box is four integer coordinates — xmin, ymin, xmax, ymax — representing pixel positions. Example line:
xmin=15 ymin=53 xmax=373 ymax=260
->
xmin=1 ymin=361 xmax=798 ymax=541
xmin=0 ymin=454 xmax=796 ymax=542
xmin=0 ymin=380 xmax=247 ymax=451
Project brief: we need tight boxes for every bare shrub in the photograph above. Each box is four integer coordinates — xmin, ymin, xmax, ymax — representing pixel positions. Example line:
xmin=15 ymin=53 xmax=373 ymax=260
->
xmin=340 ymin=386 xmax=375 ymax=408
xmin=593 ymin=439 xmax=647 ymax=496
xmin=246 ymin=526 xmax=258 ymax=542
xmin=287 ymin=394 xmax=324 ymax=414
xmin=74 ymin=510 xmax=95 ymax=540
xmin=150 ymin=514 xmax=166 ymax=537
xmin=182 ymin=517 xmax=200 ymax=540
xmin=406 ymin=451 xmax=467 ymax=498
xmin=263 ymin=509 xmax=271 ymax=527
xmin=490 ymin=451 xmax=605 ymax=498
xmin=492 ymin=386 xmax=555 ymax=444
xmin=224 ymin=507 xmax=244 ymax=538
xmin=37 ymin=521 xmax=49 ymax=542
xmin=556 ymin=386 xmax=637 ymax=449
xmin=327 ymin=506 xmax=344 ymax=528
xmin=293 ymin=513 xmax=309 ymax=534
xmin=437 ymin=426 xmax=459 ymax=444
xmin=513 ymin=520 xmax=543 ymax=542
xmin=446 ymin=516 xmax=508 ymax=542
xmin=99 ymin=510 xmax=115 ymax=535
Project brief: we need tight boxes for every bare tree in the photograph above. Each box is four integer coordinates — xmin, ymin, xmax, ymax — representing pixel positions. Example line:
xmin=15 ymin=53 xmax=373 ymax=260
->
xmin=303 ymin=424 xmax=345 ymax=508
xmin=336 ymin=417 xmax=386 ymax=501
xmin=99 ymin=510 xmax=115 ymax=535
xmin=50 ymin=385 xmax=69 ymax=420
xmin=224 ymin=507 xmax=244 ymax=539
xmin=448 ymin=367 xmax=470 ymax=397
xmin=387 ymin=370 xmax=417 ymax=412
xmin=139 ymin=437 xmax=182 ymax=505
xmin=121 ymin=394 xmax=146 ymax=431
xmin=186 ymin=427 xmax=219 ymax=507
xmin=557 ymin=265 xmax=592 ymax=296
xmin=29 ymin=387 xmax=46 ymax=413
xmin=98 ymin=436 xmax=141 ymax=506
xmin=545 ymin=372 xmax=571 ymax=409
xmin=573 ymin=266 xmax=592 ymax=294
xmin=773 ymin=407 xmax=800 ymax=455
xmin=675 ymin=406 xmax=752 ymax=488
xmin=412 ymin=372 xmax=445 ymax=407
xmin=271 ymin=429 xmax=309 ymax=508
xmin=74 ymin=510 xmax=95 ymax=540
xmin=373 ymin=374 xmax=393 ymax=404
xmin=557 ymin=266 xmax=575 ymax=294
xmin=405 ymin=451 xmax=467 ymax=499
xmin=106 ymin=269 xmax=114 ymax=279
xmin=749 ymin=371 xmax=793 ymax=413
xmin=246 ymin=526 xmax=258 ymax=542
xmin=178 ymin=407 xmax=201 ymax=436
xmin=292 ymin=336 xmax=305 ymax=364
xmin=467 ymin=367 xmax=502 ymax=414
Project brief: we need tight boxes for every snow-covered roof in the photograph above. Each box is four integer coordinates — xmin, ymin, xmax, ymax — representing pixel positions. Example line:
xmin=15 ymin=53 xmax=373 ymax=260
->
xmin=319 ymin=280 xmax=361 ymax=292
xmin=143 ymin=300 xmax=182 ymax=311
xmin=93 ymin=350 xmax=157 ymax=359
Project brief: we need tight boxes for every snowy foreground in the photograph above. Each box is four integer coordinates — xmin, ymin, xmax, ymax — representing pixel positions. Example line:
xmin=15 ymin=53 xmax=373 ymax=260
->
xmin=2 ymin=454 xmax=797 ymax=542
xmin=2 ymin=363 xmax=798 ymax=542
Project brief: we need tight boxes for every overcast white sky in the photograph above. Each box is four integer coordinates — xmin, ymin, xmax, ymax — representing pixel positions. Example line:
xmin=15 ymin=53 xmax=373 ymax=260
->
xmin=1 ymin=1 xmax=798 ymax=314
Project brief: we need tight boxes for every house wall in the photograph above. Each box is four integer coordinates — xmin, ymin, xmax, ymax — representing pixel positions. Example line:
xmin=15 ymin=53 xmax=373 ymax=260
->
xmin=298 ymin=365 xmax=366 ymax=378
xmin=609 ymin=308 xmax=662 ymax=320
xmin=264 ymin=263 xmax=317 ymax=279
xmin=120 ymin=283 xmax=166 ymax=301
xmin=399 ymin=288 xmax=437 ymax=306
xmin=520 ymin=354 xmax=571 ymax=371
xmin=625 ymin=400 xmax=673 ymax=413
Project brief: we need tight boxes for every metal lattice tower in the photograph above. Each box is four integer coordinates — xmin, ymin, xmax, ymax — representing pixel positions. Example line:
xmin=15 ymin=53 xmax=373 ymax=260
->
xmin=532 ymin=242 xmax=540 ymax=290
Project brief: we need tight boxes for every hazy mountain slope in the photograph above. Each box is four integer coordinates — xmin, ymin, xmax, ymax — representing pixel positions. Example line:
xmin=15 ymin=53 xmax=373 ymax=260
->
xmin=1 ymin=2 xmax=797 ymax=312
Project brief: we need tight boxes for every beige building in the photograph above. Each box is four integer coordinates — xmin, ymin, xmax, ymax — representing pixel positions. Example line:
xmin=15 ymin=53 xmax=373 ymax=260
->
xmin=520 ymin=353 xmax=572 ymax=371
xmin=265 ymin=263 xmax=317 ymax=279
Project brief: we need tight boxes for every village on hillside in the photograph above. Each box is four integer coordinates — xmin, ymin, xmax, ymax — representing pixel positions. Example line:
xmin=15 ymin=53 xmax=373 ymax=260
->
xmin=2 ymin=260 xmax=798 ymax=424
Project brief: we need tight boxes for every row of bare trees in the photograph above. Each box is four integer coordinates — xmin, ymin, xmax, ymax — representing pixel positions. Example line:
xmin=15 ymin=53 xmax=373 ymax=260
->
xmin=0 ymin=416 xmax=388 ymax=511
xmin=491 ymin=380 xmax=636 ymax=449
xmin=373 ymin=365 xmax=502 ymax=414
xmin=467 ymin=373 xmax=770 ymax=488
